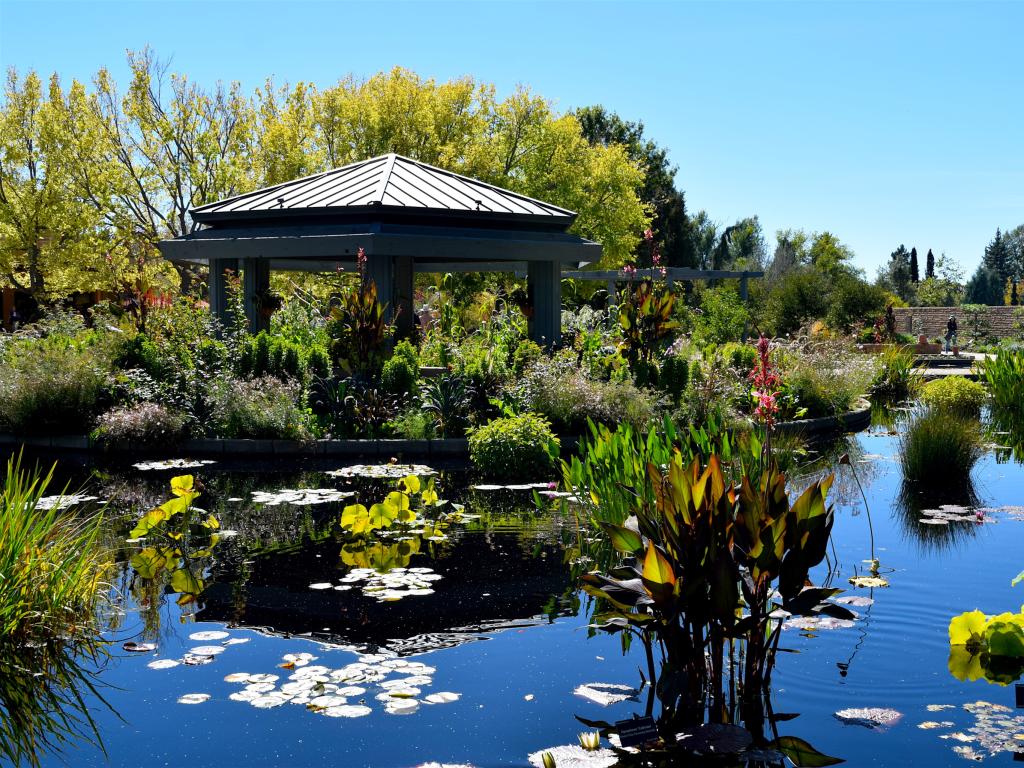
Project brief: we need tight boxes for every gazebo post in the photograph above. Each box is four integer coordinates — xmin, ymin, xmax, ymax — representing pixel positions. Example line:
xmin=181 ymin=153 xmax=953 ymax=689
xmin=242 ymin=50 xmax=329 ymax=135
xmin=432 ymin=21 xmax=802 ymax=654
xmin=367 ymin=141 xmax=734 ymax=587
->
xmin=528 ymin=260 xmax=561 ymax=348
xmin=242 ymin=258 xmax=270 ymax=333
xmin=740 ymin=272 xmax=750 ymax=342
xmin=208 ymin=258 xmax=238 ymax=334
xmin=393 ymin=255 xmax=415 ymax=340
xmin=364 ymin=253 xmax=394 ymax=322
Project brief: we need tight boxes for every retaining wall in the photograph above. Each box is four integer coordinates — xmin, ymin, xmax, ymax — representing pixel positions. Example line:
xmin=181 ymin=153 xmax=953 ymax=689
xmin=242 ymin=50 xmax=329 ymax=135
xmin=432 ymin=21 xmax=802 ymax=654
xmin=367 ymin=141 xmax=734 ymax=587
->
xmin=893 ymin=306 xmax=1021 ymax=339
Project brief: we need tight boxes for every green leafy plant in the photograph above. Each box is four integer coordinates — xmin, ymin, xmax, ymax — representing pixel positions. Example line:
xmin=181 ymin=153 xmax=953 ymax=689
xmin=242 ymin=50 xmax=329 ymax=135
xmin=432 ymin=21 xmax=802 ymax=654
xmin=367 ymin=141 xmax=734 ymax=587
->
xmin=579 ymin=451 xmax=846 ymax=737
xmin=420 ymin=374 xmax=473 ymax=438
xmin=977 ymin=348 xmax=1024 ymax=412
xmin=948 ymin=568 xmax=1024 ymax=684
xmin=870 ymin=345 xmax=922 ymax=400
xmin=618 ymin=278 xmax=678 ymax=382
xmin=209 ymin=375 xmax=314 ymax=440
xmin=468 ymin=414 xmax=560 ymax=481
xmin=920 ymin=376 xmax=986 ymax=415
xmin=327 ymin=255 xmax=392 ymax=376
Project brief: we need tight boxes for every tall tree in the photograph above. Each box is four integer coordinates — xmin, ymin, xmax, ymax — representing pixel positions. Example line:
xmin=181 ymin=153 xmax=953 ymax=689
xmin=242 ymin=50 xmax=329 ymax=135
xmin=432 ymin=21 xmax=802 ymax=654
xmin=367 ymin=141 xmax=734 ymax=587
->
xmin=1003 ymin=224 xmax=1024 ymax=280
xmin=925 ymin=248 xmax=935 ymax=279
xmin=0 ymin=69 xmax=105 ymax=298
xmin=910 ymin=246 xmax=919 ymax=283
xmin=983 ymin=228 xmax=1011 ymax=283
xmin=575 ymin=105 xmax=694 ymax=267
xmin=964 ymin=264 xmax=1004 ymax=305
xmin=879 ymin=244 xmax=914 ymax=302
xmin=689 ymin=211 xmax=718 ymax=270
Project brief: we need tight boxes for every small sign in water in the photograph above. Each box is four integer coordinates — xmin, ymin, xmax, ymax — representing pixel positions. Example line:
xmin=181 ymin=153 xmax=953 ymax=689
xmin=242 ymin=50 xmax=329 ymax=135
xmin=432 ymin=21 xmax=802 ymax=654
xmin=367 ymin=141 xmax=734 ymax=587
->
xmin=615 ymin=716 xmax=659 ymax=748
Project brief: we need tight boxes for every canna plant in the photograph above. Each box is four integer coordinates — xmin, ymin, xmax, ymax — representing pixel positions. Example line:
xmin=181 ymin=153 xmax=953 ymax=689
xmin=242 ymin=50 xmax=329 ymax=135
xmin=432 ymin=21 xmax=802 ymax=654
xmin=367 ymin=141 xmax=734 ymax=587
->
xmin=617 ymin=277 xmax=678 ymax=384
xmin=327 ymin=248 xmax=393 ymax=376
xmin=580 ymin=451 xmax=846 ymax=736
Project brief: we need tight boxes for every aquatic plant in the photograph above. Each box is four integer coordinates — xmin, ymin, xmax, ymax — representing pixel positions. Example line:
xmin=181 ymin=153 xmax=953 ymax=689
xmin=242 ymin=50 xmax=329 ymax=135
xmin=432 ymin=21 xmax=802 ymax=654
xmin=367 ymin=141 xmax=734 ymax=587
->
xmin=870 ymin=345 xmax=922 ymax=400
xmin=920 ymin=375 xmax=986 ymax=416
xmin=948 ymin=569 xmax=1024 ymax=685
xmin=126 ymin=474 xmax=220 ymax=610
xmin=467 ymin=414 xmax=559 ymax=482
xmin=899 ymin=409 xmax=981 ymax=487
xmin=579 ymin=452 xmax=848 ymax=737
xmin=0 ymin=456 xmax=108 ymax=642
xmin=617 ymin=277 xmax=678 ymax=383
xmin=976 ymin=348 xmax=1024 ymax=412
xmin=0 ymin=455 xmax=112 ymax=766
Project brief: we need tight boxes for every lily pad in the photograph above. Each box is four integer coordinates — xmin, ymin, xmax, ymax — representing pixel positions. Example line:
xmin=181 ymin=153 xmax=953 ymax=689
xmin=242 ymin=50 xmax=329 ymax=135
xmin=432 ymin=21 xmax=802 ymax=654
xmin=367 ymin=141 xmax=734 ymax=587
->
xmin=133 ymin=459 xmax=216 ymax=471
xmin=327 ymin=464 xmax=436 ymax=479
xmin=189 ymin=630 xmax=230 ymax=641
xmin=573 ymin=682 xmax=640 ymax=707
xmin=123 ymin=641 xmax=157 ymax=653
xmin=321 ymin=705 xmax=372 ymax=718
xmin=189 ymin=645 xmax=225 ymax=656
xmin=147 ymin=659 xmax=180 ymax=670
xmin=423 ymin=692 xmax=460 ymax=704
xmin=527 ymin=745 xmax=617 ymax=768
xmin=834 ymin=707 xmax=903 ymax=730
xmin=849 ymin=576 xmax=889 ymax=588
xmin=251 ymin=488 xmax=354 ymax=506
xmin=177 ymin=693 xmax=210 ymax=705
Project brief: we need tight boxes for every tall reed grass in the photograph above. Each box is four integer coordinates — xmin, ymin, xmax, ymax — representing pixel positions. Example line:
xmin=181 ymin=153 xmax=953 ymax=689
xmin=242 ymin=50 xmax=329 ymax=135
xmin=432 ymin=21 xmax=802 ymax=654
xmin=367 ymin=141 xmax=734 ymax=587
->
xmin=0 ymin=455 xmax=108 ymax=642
xmin=977 ymin=348 xmax=1024 ymax=412
xmin=899 ymin=409 xmax=981 ymax=487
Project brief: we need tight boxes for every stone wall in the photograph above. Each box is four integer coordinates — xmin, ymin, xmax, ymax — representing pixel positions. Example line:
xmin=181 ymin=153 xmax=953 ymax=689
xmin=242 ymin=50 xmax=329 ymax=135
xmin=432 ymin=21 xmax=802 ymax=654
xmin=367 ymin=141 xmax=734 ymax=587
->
xmin=892 ymin=306 xmax=1022 ymax=339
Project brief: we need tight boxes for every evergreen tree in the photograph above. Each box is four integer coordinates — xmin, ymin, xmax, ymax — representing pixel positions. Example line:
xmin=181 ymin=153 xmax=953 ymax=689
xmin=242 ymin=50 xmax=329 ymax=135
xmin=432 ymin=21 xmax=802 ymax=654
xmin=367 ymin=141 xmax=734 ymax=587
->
xmin=910 ymin=247 xmax=920 ymax=283
xmin=965 ymin=264 xmax=1004 ymax=305
xmin=925 ymin=248 xmax=935 ymax=279
xmin=983 ymin=228 xmax=1011 ymax=282
xmin=884 ymin=244 xmax=913 ymax=302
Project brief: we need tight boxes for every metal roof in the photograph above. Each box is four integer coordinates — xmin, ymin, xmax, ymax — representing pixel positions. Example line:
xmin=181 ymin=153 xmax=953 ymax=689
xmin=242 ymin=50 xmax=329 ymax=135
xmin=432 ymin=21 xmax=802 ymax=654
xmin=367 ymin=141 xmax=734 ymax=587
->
xmin=192 ymin=154 xmax=576 ymax=229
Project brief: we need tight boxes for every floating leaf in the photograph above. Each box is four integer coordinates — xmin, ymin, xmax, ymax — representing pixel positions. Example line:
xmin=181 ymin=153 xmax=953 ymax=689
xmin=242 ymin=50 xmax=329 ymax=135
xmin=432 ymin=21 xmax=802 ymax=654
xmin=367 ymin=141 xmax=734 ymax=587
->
xmin=849 ymin=576 xmax=889 ymax=588
xmin=770 ymin=735 xmax=845 ymax=767
xmin=122 ymin=641 xmax=156 ymax=653
xmin=177 ymin=693 xmax=210 ymax=705
xmin=147 ymin=659 xmax=179 ymax=670
xmin=130 ymin=547 xmax=167 ymax=578
xmin=949 ymin=610 xmax=989 ymax=649
xmin=573 ymin=682 xmax=639 ymax=706
xmin=189 ymin=630 xmax=229 ymax=641
xmin=833 ymin=707 xmax=902 ymax=730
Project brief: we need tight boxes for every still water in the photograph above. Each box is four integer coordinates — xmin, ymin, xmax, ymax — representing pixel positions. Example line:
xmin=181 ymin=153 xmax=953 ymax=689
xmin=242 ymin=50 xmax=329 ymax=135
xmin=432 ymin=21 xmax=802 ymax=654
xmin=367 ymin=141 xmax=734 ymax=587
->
xmin=20 ymin=419 xmax=1024 ymax=767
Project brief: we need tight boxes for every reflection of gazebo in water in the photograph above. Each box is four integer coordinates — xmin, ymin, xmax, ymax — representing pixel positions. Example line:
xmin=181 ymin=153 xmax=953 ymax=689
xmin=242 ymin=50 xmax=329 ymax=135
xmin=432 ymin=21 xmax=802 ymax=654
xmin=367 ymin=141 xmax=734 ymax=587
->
xmin=158 ymin=153 xmax=602 ymax=347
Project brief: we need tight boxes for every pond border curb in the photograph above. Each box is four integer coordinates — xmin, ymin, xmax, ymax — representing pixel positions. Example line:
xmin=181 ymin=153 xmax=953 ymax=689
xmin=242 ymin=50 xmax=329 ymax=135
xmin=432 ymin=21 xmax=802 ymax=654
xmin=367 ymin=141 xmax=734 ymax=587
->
xmin=774 ymin=399 xmax=872 ymax=438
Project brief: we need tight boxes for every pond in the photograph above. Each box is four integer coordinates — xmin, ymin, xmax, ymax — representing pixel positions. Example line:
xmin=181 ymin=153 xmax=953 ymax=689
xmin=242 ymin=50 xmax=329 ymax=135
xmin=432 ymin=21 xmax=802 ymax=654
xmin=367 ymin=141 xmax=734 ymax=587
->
xmin=12 ymin=412 xmax=1024 ymax=767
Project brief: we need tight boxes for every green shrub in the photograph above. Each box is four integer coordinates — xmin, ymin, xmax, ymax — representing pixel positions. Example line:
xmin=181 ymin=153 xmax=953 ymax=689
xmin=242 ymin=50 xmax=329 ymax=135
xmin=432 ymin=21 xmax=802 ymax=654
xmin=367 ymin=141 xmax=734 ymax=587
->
xmin=392 ymin=339 xmax=419 ymax=370
xmin=920 ymin=376 xmax=986 ymax=415
xmin=721 ymin=342 xmax=758 ymax=375
xmin=209 ymin=375 xmax=313 ymax=440
xmin=977 ymin=348 xmax=1024 ymax=412
xmin=900 ymin=409 xmax=981 ymax=486
xmin=390 ymin=407 xmax=435 ymax=440
xmin=779 ymin=343 xmax=873 ymax=418
xmin=507 ymin=355 xmax=660 ymax=434
xmin=0 ymin=339 xmax=108 ymax=434
xmin=93 ymin=403 xmax=189 ymax=448
xmin=237 ymin=331 xmax=327 ymax=383
xmin=870 ymin=346 xmax=921 ymax=399
xmin=468 ymin=413 xmax=559 ymax=481
xmin=511 ymin=339 xmax=543 ymax=376
xmin=380 ymin=355 xmax=418 ymax=399
xmin=659 ymin=354 xmax=689 ymax=404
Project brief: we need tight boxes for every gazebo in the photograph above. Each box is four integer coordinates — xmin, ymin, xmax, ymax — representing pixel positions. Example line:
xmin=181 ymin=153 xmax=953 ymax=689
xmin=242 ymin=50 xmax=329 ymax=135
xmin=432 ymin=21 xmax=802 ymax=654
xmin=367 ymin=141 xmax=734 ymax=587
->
xmin=158 ymin=154 xmax=602 ymax=346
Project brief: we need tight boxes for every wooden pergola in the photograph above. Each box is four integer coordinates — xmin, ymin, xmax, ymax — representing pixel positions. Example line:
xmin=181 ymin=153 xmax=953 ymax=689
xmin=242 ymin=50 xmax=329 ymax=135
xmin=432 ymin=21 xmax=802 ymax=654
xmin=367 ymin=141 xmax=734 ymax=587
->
xmin=158 ymin=154 xmax=601 ymax=347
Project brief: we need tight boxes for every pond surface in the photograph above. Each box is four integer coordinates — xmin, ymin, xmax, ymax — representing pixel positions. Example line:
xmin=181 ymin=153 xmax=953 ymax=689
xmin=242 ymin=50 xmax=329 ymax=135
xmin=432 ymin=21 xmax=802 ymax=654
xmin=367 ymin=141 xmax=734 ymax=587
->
xmin=15 ymin=415 xmax=1024 ymax=767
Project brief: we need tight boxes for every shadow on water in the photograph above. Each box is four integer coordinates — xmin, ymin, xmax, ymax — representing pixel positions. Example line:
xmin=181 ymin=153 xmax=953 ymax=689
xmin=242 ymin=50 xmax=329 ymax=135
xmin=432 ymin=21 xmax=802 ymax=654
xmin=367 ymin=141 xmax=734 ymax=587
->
xmin=893 ymin=480 xmax=982 ymax=552
xmin=0 ymin=638 xmax=114 ymax=768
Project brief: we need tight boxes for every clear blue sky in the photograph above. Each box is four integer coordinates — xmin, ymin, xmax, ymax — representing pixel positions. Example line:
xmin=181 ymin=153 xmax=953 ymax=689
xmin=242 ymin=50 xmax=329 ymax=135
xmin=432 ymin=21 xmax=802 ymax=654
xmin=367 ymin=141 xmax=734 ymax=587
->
xmin=2 ymin=0 xmax=1022 ymax=276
